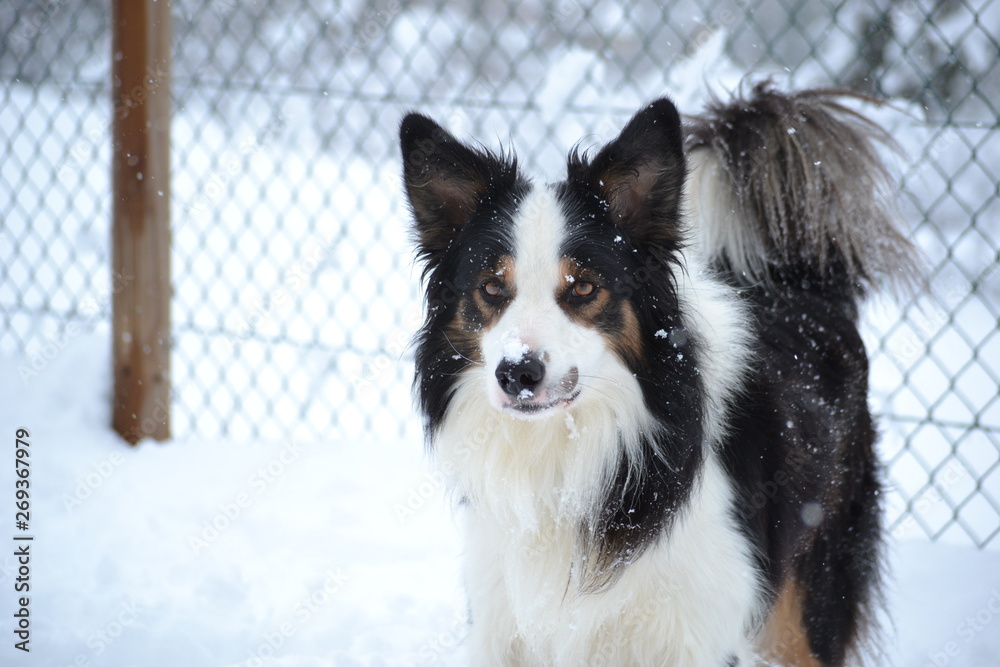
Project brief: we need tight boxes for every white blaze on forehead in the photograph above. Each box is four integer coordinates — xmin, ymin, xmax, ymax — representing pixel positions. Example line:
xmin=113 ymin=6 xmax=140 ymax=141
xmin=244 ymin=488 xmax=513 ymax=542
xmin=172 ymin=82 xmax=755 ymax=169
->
xmin=510 ymin=184 xmax=567 ymax=306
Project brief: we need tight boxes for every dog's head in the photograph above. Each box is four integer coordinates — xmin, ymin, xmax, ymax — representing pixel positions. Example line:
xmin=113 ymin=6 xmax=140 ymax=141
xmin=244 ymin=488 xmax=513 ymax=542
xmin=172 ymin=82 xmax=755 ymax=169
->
xmin=401 ymin=100 xmax=689 ymax=430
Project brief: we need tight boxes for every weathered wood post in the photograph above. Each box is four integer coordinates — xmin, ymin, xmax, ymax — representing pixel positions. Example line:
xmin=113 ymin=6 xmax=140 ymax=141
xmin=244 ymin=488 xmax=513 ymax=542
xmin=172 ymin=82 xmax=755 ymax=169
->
xmin=111 ymin=0 xmax=172 ymax=444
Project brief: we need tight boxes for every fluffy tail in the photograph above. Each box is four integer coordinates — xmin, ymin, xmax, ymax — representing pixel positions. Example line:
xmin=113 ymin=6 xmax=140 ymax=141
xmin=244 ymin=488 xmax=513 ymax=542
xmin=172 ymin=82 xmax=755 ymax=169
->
xmin=684 ymin=82 xmax=921 ymax=296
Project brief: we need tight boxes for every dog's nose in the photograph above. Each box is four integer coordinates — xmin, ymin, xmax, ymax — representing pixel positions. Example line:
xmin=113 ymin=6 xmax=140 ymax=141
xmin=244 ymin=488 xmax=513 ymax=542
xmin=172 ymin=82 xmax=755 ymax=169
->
xmin=495 ymin=356 xmax=545 ymax=397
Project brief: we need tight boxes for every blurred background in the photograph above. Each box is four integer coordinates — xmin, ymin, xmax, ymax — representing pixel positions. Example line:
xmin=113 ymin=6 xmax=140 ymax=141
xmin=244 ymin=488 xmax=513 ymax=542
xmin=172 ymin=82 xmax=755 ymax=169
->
xmin=0 ymin=0 xmax=998 ymax=663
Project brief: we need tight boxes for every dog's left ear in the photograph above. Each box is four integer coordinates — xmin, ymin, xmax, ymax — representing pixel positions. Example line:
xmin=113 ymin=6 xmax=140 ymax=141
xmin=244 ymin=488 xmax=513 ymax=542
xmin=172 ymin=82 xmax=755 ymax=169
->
xmin=572 ymin=98 xmax=686 ymax=247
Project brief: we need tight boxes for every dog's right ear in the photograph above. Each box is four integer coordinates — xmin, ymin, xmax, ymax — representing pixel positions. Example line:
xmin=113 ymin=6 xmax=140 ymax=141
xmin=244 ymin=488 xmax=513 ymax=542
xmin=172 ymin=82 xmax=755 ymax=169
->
xmin=400 ymin=114 xmax=510 ymax=268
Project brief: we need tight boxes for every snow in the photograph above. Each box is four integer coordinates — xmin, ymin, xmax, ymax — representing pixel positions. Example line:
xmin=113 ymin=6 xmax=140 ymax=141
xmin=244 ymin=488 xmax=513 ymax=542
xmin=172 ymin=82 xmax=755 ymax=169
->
xmin=0 ymin=333 xmax=465 ymax=666
xmin=500 ymin=332 xmax=529 ymax=363
xmin=2 ymin=3 xmax=999 ymax=663
xmin=564 ymin=412 xmax=579 ymax=440
xmin=1 ymin=334 xmax=999 ymax=665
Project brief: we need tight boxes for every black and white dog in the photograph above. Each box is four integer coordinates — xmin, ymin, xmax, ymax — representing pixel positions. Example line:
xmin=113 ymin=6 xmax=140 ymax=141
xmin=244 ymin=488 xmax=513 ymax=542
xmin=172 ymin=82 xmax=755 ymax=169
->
xmin=400 ymin=83 xmax=919 ymax=666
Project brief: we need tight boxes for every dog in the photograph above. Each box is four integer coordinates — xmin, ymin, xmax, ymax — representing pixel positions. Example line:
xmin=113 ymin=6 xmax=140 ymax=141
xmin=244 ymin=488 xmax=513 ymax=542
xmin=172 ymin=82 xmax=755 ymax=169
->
xmin=399 ymin=83 xmax=919 ymax=666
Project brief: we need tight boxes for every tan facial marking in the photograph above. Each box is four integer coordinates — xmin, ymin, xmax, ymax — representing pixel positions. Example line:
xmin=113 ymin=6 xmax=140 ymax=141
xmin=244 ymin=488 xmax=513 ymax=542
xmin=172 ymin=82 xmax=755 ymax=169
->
xmin=558 ymin=257 xmax=644 ymax=364
xmin=558 ymin=258 xmax=607 ymax=317
xmin=613 ymin=301 xmax=644 ymax=364
xmin=445 ymin=312 xmax=484 ymax=364
xmin=468 ymin=254 xmax=516 ymax=331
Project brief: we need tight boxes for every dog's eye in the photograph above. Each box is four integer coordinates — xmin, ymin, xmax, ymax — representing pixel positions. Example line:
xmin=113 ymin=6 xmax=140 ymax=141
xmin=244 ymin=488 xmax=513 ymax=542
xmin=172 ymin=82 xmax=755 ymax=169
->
xmin=481 ymin=281 xmax=506 ymax=302
xmin=571 ymin=281 xmax=597 ymax=299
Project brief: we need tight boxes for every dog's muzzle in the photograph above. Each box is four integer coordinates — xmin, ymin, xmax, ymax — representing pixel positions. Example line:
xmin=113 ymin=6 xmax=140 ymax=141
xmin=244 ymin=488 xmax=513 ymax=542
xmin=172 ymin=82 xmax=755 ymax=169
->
xmin=494 ymin=356 xmax=580 ymax=417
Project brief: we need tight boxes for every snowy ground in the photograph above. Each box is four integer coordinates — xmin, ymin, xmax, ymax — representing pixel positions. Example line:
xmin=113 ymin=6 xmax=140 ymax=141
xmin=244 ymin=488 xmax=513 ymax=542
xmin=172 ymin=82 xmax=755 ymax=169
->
xmin=0 ymin=332 xmax=999 ymax=666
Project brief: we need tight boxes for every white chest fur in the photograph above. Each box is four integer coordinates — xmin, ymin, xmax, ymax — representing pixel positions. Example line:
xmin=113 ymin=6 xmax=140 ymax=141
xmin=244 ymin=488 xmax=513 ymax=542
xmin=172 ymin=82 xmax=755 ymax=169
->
xmin=455 ymin=453 xmax=763 ymax=667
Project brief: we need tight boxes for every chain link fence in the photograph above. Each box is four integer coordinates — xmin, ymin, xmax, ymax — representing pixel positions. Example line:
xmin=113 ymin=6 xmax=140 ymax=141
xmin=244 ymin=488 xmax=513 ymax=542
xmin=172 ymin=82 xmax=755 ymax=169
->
xmin=1 ymin=0 xmax=997 ymax=548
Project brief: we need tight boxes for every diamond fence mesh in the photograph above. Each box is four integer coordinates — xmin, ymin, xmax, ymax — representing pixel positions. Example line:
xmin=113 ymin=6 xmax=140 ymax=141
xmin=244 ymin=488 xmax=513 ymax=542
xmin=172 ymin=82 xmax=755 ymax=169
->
xmin=1 ymin=0 xmax=998 ymax=547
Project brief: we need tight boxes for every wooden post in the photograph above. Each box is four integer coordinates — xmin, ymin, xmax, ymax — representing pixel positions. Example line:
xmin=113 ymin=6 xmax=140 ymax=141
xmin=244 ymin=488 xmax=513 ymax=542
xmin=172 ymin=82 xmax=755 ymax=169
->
xmin=111 ymin=0 xmax=172 ymax=444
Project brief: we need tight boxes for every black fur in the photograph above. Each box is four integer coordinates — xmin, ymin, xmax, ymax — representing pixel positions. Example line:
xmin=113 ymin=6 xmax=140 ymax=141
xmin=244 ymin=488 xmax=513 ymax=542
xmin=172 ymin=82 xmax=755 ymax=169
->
xmin=690 ymin=83 xmax=920 ymax=665
xmin=556 ymin=99 xmax=704 ymax=585
xmin=400 ymin=114 xmax=529 ymax=433
xmin=717 ymin=282 xmax=882 ymax=665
